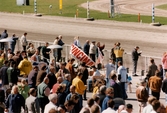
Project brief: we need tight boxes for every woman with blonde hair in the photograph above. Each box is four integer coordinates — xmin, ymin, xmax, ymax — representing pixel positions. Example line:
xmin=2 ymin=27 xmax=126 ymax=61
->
xmin=5 ymin=85 xmax=25 ymax=113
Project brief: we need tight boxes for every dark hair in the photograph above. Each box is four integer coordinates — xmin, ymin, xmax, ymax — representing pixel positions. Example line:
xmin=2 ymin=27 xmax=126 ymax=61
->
xmin=70 ymin=94 xmax=79 ymax=102
xmin=87 ymin=98 xmax=94 ymax=107
xmin=150 ymin=58 xmax=154 ymax=63
xmin=3 ymin=60 xmax=9 ymax=65
xmin=118 ymin=61 xmax=122 ymax=65
xmin=77 ymin=72 xmax=83 ymax=77
xmin=111 ymin=74 xmax=117 ymax=80
xmin=29 ymin=88 xmax=36 ymax=95
xmin=152 ymin=100 xmax=161 ymax=111
xmin=126 ymin=104 xmax=133 ymax=109
xmin=64 ymin=100 xmax=75 ymax=107
xmin=107 ymin=99 xmax=115 ymax=108
xmin=92 ymin=95 xmax=100 ymax=102
xmin=10 ymin=61 xmax=16 ymax=67
xmin=41 ymin=65 xmax=47 ymax=70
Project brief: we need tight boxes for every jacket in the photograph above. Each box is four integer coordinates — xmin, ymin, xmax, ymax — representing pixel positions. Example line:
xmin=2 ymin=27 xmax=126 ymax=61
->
xmin=0 ymin=66 xmax=9 ymax=85
xmin=162 ymin=54 xmax=167 ymax=69
xmin=136 ymin=85 xmax=148 ymax=102
xmin=132 ymin=49 xmax=141 ymax=61
xmin=72 ymin=76 xmax=86 ymax=95
xmin=114 ymin=46 xmax=124 ymax=58
xmin=26 ymin=95 xmax=40 ymax=113
xmin=18 ymin=58 xmax=32 ymax=77
xmin=148 ymin=76 xmax=162 ymax=92
xmin=7 ymin=67 xmax=19 ymax=85
xmin=66 ymin=62 xmax=76 ymax=80
xmin=89 ymin=43 xmax=97 ymax=54
xmin=147 ymin=63 xmax=157 ymax=78
xmin=5 ymin=94 xmax=25 ymax=113
xmin=36 ymin=70 xmax=47 ymax=86
xmin=62 ymin=80 xmax=71 ymax=94
xmin=162 ymin=78 xmax=167 ymax=94
xmin=83 ymin=43 xmax=90 ymax=55
xmin=28 ymin=70 xmax=38 ymax=88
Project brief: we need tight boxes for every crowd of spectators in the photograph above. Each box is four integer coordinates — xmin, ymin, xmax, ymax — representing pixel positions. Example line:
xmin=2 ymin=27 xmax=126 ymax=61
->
xmin=0 ymin=30 xmax=166 ymax=113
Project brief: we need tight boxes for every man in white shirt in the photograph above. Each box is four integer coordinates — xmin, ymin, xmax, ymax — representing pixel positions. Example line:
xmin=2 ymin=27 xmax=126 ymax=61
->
xmin=102 ymin=99 xmax=115 ymax=113
xmin=117 ymin=61 xmax=128 ymax=99
xmin=92 ymin=66 xmax=104 ymax=81
xmin=20 ymin=32 xmax=28 ymax=51
xmin=120 ymin=104 xmax=133 ymax=113
xmin=44 ymin=93 xmax=58 ymax=113
xmin=105 ymin=58 xmax=115 ymax=87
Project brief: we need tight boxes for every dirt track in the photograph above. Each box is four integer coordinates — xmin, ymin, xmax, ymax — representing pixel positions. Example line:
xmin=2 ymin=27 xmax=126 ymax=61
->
xmin=81 ymin=0 xmax=167 ymax=17
xmin=0 ymin=12 xmax=167 ymax=58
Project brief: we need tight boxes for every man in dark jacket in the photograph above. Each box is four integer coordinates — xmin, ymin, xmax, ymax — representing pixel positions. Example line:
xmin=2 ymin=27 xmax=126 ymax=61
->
xmin=0 ymin=60 xmax=9 ymax=91
xmin=83 ymin=40 xmax=90 ymax=55
xmin=42 ymin=42 xmax=51 ymax=64
xmin=47 ymin=66 xmax=57 ymax=89
xmin=5 ymin=85 xmax=25 ymax=113
xmin=132 ymin=46 xmax=141 ymax=76
xmin=57 ymin=35 xmax=65 ymax=62
xmin=28 ymin=66 xmax=39 ymax=88
xmin=36 ymin=64 xmax=47 ymax=86
xmin=162 ymin=74 xmax=167 ymax=104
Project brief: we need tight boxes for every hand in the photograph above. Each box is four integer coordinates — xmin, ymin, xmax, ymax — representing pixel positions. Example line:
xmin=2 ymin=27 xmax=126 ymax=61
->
xmin=4 ymin=109 xmax=8 ymax=112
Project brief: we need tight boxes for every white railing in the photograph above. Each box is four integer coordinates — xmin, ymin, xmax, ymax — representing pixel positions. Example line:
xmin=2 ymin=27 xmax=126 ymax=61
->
xmin=15 ymin=39 xmax=162 ymax=75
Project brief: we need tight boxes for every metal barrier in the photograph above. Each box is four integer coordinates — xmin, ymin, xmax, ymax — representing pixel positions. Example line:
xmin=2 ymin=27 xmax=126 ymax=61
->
xmin=15 ymin=39 xmax=162 ymax=75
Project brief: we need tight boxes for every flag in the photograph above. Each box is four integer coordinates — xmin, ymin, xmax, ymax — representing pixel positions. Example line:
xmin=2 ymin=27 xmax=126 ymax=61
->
xmin=97 ymin=47 xmax=104 ymax=64
xmin=70 ymin=44 xmax=95 ymax=66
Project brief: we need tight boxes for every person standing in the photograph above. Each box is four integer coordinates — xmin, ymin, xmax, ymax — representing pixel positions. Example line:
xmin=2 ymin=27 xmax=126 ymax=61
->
xmin=10 ymin=34 xmax=18 ymax=53
xmin=114 ymin=42 xmax=124 ymax=66
xmin=28 ymin=66 xmax=39 ymax=88
xmin=47 ymin=67 xmax=57 ymax=90
xmin=117 ymin=61 xmax=128 ymax=99
xmin=102 ymin=99 xmax=115 ymax=113
xmin=105 ymin=58 xmax=115 ymax=87
xmin=78 ymin=62 xmax=89 ymax=100
xmin=7 ymin=61 xmax=19 ymax=87
xmin=146 ymin=58 xmax=158 ymax=79
xmin=25 ymin=88 xmax=40 ymax=113
xmin=148 ymin=70 xmax=162 ymax=100
xmin=83 ymin=40 xmax=90 ymax=55
xmin=136 ymin=79 xmax=149 ymax=113
xmin=37 ymin=77 xmax=50 ymax=113
xmin=132 ymin=46 xmax=141 ymax=76
xmin=18 ymin=56 xmax=32 ymax=77
xmin=1 ymin=30 xmax=8 ymax=51
xmin=62 ymin=74 xmax=71 ymax=94
xmin=101 ymin=87 xmax=114 ymax=111
xmin=89 ymin=41 xmax=97 ymax=62
xmin=110 ymin=43 xmax=116 ymax=62
xmin=66 ymin=58 xmax=76 ymax=80
xmin=42 ymin=42 xmax=51 ymax=64
xmin=20 ymin=32 xmax=28 ymax=51
xmin=74 ymin=36 xmax=82 ymax=49
xmin=44 ymin=93 xmax=58 ymax=113
xmin=36 ymin=64 xmax=47 ymax=86
xmin=162 ymin=73 xmax=167 ymax=104
xmin=57 ymin=35 xmax=65 ymax=62
xmin=161 ymin=52 xmax=167 ymax=78
xmin=5 ymin=85 xmax=25 ymax=113
xmin=72 ymin=72 xmax=87 ymax=108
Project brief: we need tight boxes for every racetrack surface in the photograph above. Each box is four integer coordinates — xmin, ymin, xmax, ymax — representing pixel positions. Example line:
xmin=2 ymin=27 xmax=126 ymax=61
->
xmin=81 ymin=0 xmax=167 ymax=17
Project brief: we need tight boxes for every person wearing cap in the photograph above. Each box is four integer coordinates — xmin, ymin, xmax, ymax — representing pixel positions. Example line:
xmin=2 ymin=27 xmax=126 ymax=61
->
xmin=89 ymin=41 xmax=97 ymax=62
xmin=136 ymin=79 xmax=148 ymax=113
xmin=25 ymin=88 xmax=40 ymax=113
xmin=132 ymin=46 xmax=142 ymax=76
xmin=120 ymin=104 xmax=133 ymax=113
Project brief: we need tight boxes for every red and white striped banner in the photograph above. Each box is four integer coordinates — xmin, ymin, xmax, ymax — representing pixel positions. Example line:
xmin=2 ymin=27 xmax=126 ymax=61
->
xmin=70 ymin=44 xmax=95 ymax=66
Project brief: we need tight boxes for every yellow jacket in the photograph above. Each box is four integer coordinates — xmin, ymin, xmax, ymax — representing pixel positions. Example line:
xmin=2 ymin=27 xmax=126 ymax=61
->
xmin=72 ymin=76 xmax=86 ymax=95
xmin=18 ymin=58 xmax=32 ymax=77
xmin=114 ymin=47 xmax=124 ymax=58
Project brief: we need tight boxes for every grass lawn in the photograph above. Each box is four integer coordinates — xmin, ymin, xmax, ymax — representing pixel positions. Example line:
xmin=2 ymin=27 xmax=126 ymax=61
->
xmin=0 ymin=0 xmax=167 ymax=24
xmin=156 ymin=4 xmax=167 ymax=10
